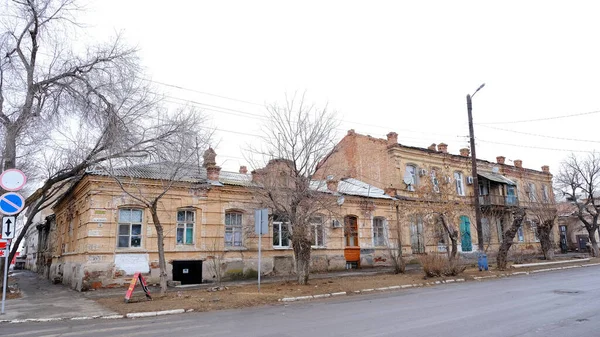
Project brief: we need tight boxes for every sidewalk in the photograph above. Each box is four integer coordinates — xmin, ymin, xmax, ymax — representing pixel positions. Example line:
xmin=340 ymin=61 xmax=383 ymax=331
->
xmin=0 ymin=270 xmax=117 ymax=322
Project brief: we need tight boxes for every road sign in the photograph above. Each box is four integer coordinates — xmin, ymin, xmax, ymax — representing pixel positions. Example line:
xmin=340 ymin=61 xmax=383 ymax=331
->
xmin=254 ymin=208 xmax=268 ymax=235
xmin=2 ymin=217 xmax=15 ymax=239
xmin=0 ymin=169 xmax=26 ymax=191
xmin=0 ymin=193 xmax=24 ymax=216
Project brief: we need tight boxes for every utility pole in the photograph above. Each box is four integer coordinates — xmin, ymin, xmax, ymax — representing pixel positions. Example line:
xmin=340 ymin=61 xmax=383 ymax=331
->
xmin=467 ymin=83 xmax=485 ymax=252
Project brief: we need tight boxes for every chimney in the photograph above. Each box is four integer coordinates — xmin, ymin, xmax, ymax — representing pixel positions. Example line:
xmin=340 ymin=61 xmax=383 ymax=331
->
xmin=514 ymin=159 xmax=523 ymax=169
xmin=496 ymin=156 xmax=505 ymax=165
xmin=437 ymin=143 xmax=448 ymax=153
xmin=384 ymin=187 xmax=397 ymax=197
xmin=326 ymin=179 xmax=339 ymax=192
xmin=427 ymin=143 xmax=437 ymax=151
xmin=207 ymin=166 xmax=221 ymax=181
xmin=386 ymin=132 xmax=398 ymax=146
xmin=239 ymin=166 xmax=248 ymax=174
xmin=347 ymin=129 xmax=355 ymax=136
xmin=541 ymin=165 xmax=550 ymax=174
xmin=459 ymin=148 xmax=470 ymax=157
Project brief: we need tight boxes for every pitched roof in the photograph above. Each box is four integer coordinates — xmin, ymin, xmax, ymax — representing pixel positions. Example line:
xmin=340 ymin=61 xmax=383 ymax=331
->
xmin=311 ymin=178 xmax=394 ymax=199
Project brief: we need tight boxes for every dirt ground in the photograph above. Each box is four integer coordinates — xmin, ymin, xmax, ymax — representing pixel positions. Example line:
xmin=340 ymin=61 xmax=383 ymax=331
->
xmin=94 ymin=257 xmax=598 ymax=315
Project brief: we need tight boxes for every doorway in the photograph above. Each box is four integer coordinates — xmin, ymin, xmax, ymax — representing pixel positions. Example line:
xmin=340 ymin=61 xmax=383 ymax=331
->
xmin=460 ymin=216 xmax=472 ymax=252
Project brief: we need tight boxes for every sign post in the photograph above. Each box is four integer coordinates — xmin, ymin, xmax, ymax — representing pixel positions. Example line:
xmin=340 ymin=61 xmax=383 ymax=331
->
xmin=1 ymin=239 xmax=10 ymax=315
xmin=0 ymin=168 xmax=26 ymax=315
xmin=254 ymin=209 xmax=268 ymax=292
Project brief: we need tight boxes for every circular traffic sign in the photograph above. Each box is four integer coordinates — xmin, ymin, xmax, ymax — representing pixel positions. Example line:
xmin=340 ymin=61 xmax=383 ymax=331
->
xmin=0 ymin=192 xmax=25 ymax=215
xmin=0 ymin=169 xmax=27 ymax=191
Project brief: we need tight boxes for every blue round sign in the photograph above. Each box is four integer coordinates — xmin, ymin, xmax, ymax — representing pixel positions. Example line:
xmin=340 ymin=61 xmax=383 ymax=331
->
xmin=0 ymin=192 xmax=24 ymax=215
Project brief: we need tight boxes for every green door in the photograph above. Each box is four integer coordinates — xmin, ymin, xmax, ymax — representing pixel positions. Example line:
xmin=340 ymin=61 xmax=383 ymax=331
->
xmin=460 ymin=216 xmax=472 ymax=252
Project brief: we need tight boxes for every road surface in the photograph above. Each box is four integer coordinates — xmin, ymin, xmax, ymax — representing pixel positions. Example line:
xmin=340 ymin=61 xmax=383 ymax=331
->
xmin=3 ymin=265 xmax=600 ymax=336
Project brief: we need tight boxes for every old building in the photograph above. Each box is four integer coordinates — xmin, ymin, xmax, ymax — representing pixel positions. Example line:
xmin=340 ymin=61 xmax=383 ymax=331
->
xmin=315 ymin=130 xmax=558 ymax=254
xmin=48 ymin=151 xmax=400 ymax=290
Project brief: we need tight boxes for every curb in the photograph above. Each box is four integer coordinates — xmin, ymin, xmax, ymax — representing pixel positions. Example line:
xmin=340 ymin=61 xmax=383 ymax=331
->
xmin=278 ymin=278 xmax=467 ymax=302
xmin=0 ymin=308 xmax=187 ymax=324
xmin=473 ymin=262 xmax=599 ymax=281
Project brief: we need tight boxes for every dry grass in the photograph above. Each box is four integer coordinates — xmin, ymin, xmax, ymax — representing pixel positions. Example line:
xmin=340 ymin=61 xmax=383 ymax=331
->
xmin=418 ymin=254 xmax=467 ymax=277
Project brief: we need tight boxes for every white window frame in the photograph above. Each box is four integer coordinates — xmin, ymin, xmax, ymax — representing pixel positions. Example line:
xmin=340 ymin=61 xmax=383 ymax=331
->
xmin=454 ymin=171 xmax=465 ymax=196
xmin=118 ymin=208 xmax=143 ymax=248
xmin=542 ymin=185 xmax=549 ymax=203
xmin=431 ymin=170 xmax=440 ymax=193
xmin=528 ymin=183 xmax=537 ymax=202
xmin=373 ymin=217 xmax=386 ymax=247
xmin=517 ymin=225 xmax=524 ymax=242
xmin=273 ymin=221 xmax=290 ymax=248
xmin=225 ymin=212 xmax=243 ymax=247
xmin=310 ymin=216 xmax=325 ymax=247
xmin=405 ymin=165 xmax=418 ymax=191
xmin=176 ymin=209 xmax=195 ymax=245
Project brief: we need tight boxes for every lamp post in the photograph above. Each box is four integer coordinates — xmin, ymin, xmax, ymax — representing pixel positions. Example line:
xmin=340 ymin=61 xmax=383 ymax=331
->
xmin=467 ymin=83 xmax=485 ymax=252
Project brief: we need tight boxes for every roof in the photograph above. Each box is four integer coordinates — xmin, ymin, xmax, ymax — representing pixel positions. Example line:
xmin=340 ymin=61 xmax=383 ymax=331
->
xmin=87 ymin=162 xmax=254 ymax=186
xmin=478 ymin=172 xmax=516 ymax=185
xmin=311 ymin=178 xmax=394 ymax=200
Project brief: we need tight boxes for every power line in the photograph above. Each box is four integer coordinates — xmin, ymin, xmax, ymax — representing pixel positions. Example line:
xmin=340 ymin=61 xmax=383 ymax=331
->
xmin=476 ymin=138 xmax=594 ymax=153
xmin=477 ymin=124 xmax=600 ymax=144
xmin=142 ymin=78 xmax=265 ymax=107
xmin=477 ymin=110 xmax=600 ymax=125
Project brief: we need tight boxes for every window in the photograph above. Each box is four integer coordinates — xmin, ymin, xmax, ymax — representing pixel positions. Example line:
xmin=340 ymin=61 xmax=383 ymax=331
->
xmin=528 ymin=183 xmax=537 ymax=202
xmin=496 ymin=218 xmax=505 ymax=242
xmin=517 ymin=225 xmax=524 ymax=242
xmin=542 ymin=185 xmax=549 ymax=203
xmin=177 ymin=210 xmax=195 ymax=245
xmin=344 ymin=216 xmax=359 ymax=247
xmin=431 ymin=169 xmax=440 ymax=192
xmin=373 ymin=217 xmax=386 ymax=246
xmin=273 ymin=221 xmax=290 ymax=248
xmin=479 ymin=180 xmax=490 ymax=196
xmin=118 ymin=209 xmax=143 ymax=248
xmin=434 ymin=217 xmax=447 ymax=246
xmin=311 ymin=216 xmax=325 ymax=247
xmin=225 ymin=212 xmax=243 ymax=247
xmin=410 ymin=216 xmax=425 ymax=254
xmin=482 ymin=218 xmax=492 ymax=244
xmin=454 ymin=172 xmax=465 ymax=196
xmin=405 ymin=165 xmax=417 ymax=191
xmin=531 ymin=220 xmax=540 ymax=242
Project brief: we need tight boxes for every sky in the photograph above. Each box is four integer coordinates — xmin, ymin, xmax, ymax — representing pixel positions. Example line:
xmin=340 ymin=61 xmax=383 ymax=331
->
xmin=81 ymin=0 xmax=600 ymax=176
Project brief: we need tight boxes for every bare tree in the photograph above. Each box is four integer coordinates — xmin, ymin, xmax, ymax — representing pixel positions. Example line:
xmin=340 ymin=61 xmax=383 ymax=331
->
xmin=387 ymin=201 xmax=406 ymax=274
xmin=555 ymin=152 xmax=600 ymax=257
xmin=0 ymin=0 xmax=199 ymax=273
xmin=248 ymin=93 xmax=339 ymax=285
xmin=101 ymin=111 xmax=209 ymax=295
xmin=496 ymin=207 xmax=526 ymax=270
xmin=528 ymin=191 xmax=558 ymax=260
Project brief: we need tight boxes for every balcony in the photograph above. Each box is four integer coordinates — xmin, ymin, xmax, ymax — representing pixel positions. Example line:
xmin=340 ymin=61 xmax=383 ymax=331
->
xmin=479 ymin=194 xmax=519 ymax=207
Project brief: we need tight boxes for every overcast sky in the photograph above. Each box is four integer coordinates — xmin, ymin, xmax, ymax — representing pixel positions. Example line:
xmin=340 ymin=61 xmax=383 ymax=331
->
xmin=82 ymin=0 xmax=600 ymax=176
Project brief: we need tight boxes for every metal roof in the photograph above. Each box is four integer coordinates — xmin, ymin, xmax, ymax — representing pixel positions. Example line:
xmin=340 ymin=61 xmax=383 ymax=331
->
xmin=478 ymin=172 xmax=516 ymax=185
xmin=311 ymin=178 xmax=394 ymax=199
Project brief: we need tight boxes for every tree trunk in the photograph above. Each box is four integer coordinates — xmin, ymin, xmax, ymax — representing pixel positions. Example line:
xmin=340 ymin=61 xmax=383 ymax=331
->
xmin=449 ymin=233 xmax=458 ymax=260
xmin=150 ymin=206 xmax=168 ymax=295
xmin=392 ymin=204 xmax=405 ymax=274
xmin=587 ymin=227 xmax=599 ymax=257
xmin=292 ymin=237 xmax=311 ymax=285
xmin=537 ymin=220 xmax=555 ymax=260
xmin=3 ymin=128 xmax=17 ymax=171
xmin=496 ymin=207 xmax=526 ymax=270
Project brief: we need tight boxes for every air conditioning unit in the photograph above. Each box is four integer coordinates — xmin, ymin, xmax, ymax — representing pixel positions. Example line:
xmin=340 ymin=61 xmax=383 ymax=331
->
xmin=332 ymin=219 xmax=342 ymax=228
xmin=418 ymin=168 xmax=428 ymax=177
xmin=466 ymin=176 xmax=474 ymax=185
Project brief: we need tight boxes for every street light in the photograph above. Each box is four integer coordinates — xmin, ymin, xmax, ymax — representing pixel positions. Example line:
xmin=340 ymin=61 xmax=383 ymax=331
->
xmin=467 ymin=83 xmax=485 ymax=252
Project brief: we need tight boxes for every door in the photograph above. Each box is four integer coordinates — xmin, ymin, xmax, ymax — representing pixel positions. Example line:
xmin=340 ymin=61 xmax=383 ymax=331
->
xmin=506 ymin=185 xmax=517 ymax=205
xmin=344 ymin=216 xmax=358 ymax=247
xmin=577 ymin=235 xmax=589 ymax=252
xmin=559 ymin=225 xmax=568 ymax=253
xmin=460 ymin=216 xmax=472 ymax=252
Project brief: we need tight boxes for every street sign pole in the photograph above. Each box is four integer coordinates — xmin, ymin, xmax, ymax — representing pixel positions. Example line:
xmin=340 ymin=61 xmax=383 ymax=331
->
xmin=254 ymin=209 xmax=268 ymax=293
xmin=1 ymin=240 xmax=10 ymax=315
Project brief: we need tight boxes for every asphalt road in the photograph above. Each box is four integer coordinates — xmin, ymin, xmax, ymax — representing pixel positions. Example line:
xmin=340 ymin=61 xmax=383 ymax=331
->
xmin=3 ymin=266 xmax=600 ymax=337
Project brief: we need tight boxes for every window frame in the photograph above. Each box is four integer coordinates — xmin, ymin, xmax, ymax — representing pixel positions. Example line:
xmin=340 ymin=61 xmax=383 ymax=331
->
xmin=273 ymin=221 xmax=290 ymax=248
xmin=176 ymin=209 xmax=195 ymax=245
xmin=310 ymin=216 xmax=325 ymax=248
xmin=528 ymin=182 xmax=537 ymax=202
xmin=405 ymin=164 xmax=418 ymax=191
xmin=225 ymin=211 xmax=244 ymax=247
xmin=409 ymin=215 xmax=425 ymax=254
xmin=454 ymin=171 xmax=465 ymax=196
xmin=117 ymin=208 xmax=144 ymax=249
xmin=373 ymin=217 xmax=386 ymax=247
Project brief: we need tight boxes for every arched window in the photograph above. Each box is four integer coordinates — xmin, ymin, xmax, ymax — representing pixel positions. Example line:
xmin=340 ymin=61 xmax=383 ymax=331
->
xmin=454 ymin=171 xmax=465 ymax=196
xmin=404 ymin=164 xmax=418 ymax=191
